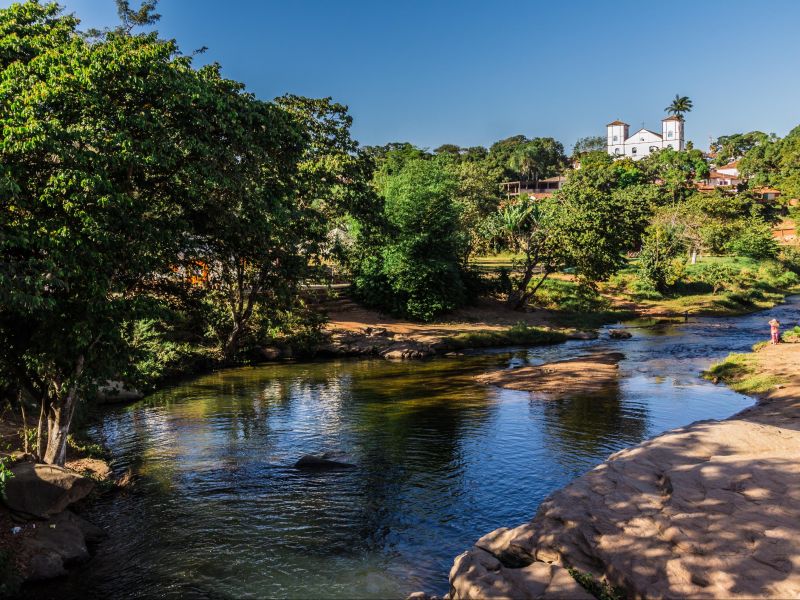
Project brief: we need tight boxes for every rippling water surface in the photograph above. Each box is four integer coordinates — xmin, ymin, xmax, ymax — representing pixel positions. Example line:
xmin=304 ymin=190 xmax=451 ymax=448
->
xmin=33 ymin=299 xmax=800 ymax=599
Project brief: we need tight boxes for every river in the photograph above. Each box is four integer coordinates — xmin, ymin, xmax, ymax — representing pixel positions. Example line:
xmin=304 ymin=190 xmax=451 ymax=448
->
xmin=29 ymin=298 xmax=800 ymax=599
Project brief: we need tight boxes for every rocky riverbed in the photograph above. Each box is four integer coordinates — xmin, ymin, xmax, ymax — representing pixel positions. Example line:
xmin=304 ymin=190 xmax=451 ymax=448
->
xmin=445 ymin=343 xmax=800 ymax=599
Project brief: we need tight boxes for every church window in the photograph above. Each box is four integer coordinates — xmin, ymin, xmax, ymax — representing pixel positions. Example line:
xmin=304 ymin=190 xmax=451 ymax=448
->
xmin=631 ymin=147 xmax=637 ymax=155
xmin=614 ymin=147 xmax=621 ymax=155
xmin=613 ymin=135 xmax=618 ymax=142
xmin=667 ymin=131 xmax=674 ymax=139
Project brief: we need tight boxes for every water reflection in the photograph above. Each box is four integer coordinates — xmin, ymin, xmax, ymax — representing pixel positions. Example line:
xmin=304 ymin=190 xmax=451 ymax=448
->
xmin=27 ymin=299 xmax=800 ymax=600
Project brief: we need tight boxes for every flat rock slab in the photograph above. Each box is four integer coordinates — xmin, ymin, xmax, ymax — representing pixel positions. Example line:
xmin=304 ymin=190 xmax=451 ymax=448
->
xmin=475 ymin=352 xmax=624 ymax=400
xmin=4 ymin=462 xmax=94 ymax=520
xmin=450 ymin=344 xmax=800 ymax=599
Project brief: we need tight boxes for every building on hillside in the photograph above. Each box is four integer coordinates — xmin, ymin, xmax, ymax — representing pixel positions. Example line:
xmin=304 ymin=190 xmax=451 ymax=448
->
xmin=500 ymin=175 xmax=567 ymax=200
xmin=607 ymin=115 xmax=685 ymax=160
xmin=715 ymin=160 xmax=740 ymax=177
xmin=701 ymin=170 xmax=742 ymax=189
xmin=754 ymin=187 xmax=781 ymax=201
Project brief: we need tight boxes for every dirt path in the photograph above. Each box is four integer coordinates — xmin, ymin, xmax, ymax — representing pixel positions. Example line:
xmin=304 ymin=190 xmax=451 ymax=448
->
xmin=447 ymin=343 xmax=800 ymax=599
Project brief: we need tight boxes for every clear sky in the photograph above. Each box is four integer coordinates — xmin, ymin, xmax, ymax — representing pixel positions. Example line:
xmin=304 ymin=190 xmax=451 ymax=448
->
xmin=4 ymin=0 xmax=800 ymax=152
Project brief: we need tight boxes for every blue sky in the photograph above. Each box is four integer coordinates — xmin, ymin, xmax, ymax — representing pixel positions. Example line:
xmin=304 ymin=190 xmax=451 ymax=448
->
xmin=4 ymin=0 xmax=800 ymax=151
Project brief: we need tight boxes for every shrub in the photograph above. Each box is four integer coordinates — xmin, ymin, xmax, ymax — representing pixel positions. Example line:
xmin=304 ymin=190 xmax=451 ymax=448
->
xmin=638 ymin=225 xmax=685 ymax=293
xmin=0 ymin=457 xmax=13 ymax=499
xmin=691 ymin=263 xmax=740 ymax=294
xmin=782 ymin=325 xmax=800 ymax=343
xmin=126 ymin=318 xmax=208 ymax=390
xmin=725 ymin=219 xmax=778 ymax=259
xmin=532 ymin=279 xmax=610 ymax=312
xmin=779 ymin=246 xmax=800 ymax=274
xmin=628 ymin=277 xmax=663 ymax=300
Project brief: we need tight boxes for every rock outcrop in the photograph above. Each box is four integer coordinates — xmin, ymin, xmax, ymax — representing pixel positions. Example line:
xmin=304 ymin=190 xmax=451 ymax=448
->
xmin=475 ymin=352 xmax=623 ymax=400
xmin=319 ymin=328 xmax=437 ymax=360
xmin=4 ymin=462 xmax=95 ymax=520
xmin=295 ymin=453 xmax=356 ymax=470
xmin=21 ymin=510 xmax=106 ymax=581
xmin=449 ymin=345 xmax=800 ymax=599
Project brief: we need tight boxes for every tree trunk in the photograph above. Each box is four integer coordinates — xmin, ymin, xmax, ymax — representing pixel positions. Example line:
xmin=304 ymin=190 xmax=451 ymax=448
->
xmin=35 ymin=397 xmax=46 ymax=462
xmin=43 ymin=400 xmax=75 ymax=466
xmin=223 ymin=322 xmax=242 ymax=362
xmin=42 ymin=355 xmax=85 ymax=466
xmin=690 ymin=248 xmax=697 ymax=265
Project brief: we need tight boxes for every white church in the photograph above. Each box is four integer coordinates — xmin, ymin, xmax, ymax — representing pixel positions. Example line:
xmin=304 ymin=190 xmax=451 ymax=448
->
xmin=607 ymin=115 xmax=684 ymax=160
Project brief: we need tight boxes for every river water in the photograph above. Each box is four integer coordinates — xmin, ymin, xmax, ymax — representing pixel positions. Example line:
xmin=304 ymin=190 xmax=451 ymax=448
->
xmin=30 ymin=298 xmax=800 ymax=599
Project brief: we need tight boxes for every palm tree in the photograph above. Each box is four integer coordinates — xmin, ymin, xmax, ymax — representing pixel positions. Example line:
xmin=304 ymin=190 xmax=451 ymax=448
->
xmin=664 ymin=94 xmax=693 ymax=120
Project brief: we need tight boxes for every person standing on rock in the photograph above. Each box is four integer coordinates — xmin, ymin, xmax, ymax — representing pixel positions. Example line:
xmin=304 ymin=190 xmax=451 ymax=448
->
xmin=769 ymin=318 xmax=781 ymax=344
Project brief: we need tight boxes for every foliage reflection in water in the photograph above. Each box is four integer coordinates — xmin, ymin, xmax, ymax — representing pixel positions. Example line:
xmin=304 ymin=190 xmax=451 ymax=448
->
xmin=31 ymin=299 xmax=800 ymax=599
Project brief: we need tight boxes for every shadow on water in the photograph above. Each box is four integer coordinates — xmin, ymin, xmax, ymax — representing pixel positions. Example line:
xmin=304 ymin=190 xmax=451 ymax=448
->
xmin=25 ymin=298 xmax=800 ymax=599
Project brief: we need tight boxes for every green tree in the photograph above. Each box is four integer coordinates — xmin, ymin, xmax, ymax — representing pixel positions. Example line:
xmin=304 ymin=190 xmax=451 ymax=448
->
xmin=490 ymin=197 xmax=565 ymax=309
xmin=711 ymin=131 xmax=773 ymax=165
xmin=571 ymin=136 xmax=606 ymax=158
xmin=0 ymin=1 xmax=221 ymax=463
xmin=491 ymin=157 xmax=650 ymax=310
xmin=189 ymin=79 xmax=308 ymax=362
xmin=664 ymin=94 xmax=693 ymax=119
xmin=638 ymin=224 xmax=685 ymax=293
xmin=640 ymin=147 xmax=709 ymax=203
xmin=352 ymin=159 xmax=469 ymax=321
xmin=507 ymin=138 xmax=567 ymax=183
xmin=275 ymin=94 xmax=380 ymax=267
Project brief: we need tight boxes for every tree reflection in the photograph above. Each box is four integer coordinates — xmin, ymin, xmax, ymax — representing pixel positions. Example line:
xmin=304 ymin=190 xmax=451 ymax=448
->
xmin=537 ymin=378 xmax=649 ymax=475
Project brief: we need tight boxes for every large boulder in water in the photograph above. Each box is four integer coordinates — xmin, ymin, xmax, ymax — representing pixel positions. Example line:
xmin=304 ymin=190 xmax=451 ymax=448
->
xmin=22 ymin=510 xmax=105 ymax=582
xmin=294 ymin=453 xmax=356 ymax=470
xmin=4 ymin=462 xmax=95 ymax=519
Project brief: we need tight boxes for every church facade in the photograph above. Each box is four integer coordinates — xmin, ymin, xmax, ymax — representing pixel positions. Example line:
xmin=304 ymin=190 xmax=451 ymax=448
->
xmin=607 ymin=115 xmax=684 ymax=160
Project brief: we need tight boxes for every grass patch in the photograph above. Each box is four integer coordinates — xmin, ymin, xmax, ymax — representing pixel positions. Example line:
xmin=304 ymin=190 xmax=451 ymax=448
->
xmin=703 ymin=352 xmax=785 ymax=394
xmin=568 ymin=568 xmax=625 ymax=600
xmin=782 ymin=325 xmax=800 ymax=343
xmin=447 ymin=323 xmax=567 ymax=349
xmin=604 ymin=256 xmax=800 ymax=317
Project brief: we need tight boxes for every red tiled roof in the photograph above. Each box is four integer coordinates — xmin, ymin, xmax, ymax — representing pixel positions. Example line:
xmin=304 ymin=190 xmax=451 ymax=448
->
xmin=708 ymin=171 xmax=740 ymax=179
xmin=662 ymin=115 xmax=683 ymax=121
xmin=606 ymin=120 xmax=628 ymax=126
xmin=718 ymin=160 xmax=739 ymax=170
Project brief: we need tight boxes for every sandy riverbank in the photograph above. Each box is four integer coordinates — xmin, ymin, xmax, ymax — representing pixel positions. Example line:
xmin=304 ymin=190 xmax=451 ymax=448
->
xmin=443 ymin=342 xmax=800 ymax=599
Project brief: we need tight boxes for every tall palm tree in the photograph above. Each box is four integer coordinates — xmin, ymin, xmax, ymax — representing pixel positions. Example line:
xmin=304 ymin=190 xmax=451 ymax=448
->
xmin=664 ymin=94 xmax=693 ymax=120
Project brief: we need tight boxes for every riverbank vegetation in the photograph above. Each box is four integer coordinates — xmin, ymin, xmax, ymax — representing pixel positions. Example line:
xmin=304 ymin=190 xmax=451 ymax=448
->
xmin=2 ymin=0 xmax=800 ymax=467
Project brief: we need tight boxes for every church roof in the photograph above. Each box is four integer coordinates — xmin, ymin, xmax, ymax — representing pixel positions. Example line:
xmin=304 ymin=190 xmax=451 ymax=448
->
xmin=607 ymin=120 xmax=628 ymax=126
xmin=662 ymin=115 xmax=683 ymax=121
xmin=628 ymin=127 xmax=663 ymax=139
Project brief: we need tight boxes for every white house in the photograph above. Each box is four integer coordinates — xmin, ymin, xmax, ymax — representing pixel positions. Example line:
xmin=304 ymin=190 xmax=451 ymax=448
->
xmin=716 ymin=160 xmax=740 ymax=177
xmin=607 ymin=115 xmax=685 ymax=160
